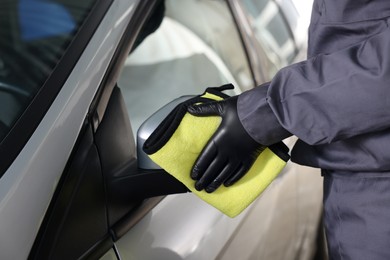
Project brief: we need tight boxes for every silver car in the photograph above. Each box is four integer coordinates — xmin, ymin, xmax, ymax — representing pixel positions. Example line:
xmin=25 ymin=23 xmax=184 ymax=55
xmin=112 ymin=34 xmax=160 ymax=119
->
xmin=0 ymin=0 xmax=323 ymax=259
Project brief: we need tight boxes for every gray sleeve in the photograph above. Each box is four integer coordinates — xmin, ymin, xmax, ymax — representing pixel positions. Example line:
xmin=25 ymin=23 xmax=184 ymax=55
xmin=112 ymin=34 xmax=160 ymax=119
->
xmin=238 ymin=83 xmax=291 ymax=146
xmin=238 ymin=25 xmax=390 ymax=146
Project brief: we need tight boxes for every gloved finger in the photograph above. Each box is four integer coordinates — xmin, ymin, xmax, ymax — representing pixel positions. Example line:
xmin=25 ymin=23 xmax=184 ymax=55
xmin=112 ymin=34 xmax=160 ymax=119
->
xmin=205 ymin=163 xmax=239 ymax=193
xmin=187 ymin=101 xmax=223 ymax=117
xmin=195 ymin=156 xmax=226 ymax=191
xmin=191 ymin=141 xmax=217 ymax=180
xmin=224 ymin=164 xmax=249 ymax=187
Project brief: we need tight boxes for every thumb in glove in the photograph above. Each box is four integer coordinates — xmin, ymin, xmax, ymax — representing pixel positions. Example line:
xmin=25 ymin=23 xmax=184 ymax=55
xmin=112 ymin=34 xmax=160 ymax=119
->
xmin=188 ymin=95 xmax=266 ymax=193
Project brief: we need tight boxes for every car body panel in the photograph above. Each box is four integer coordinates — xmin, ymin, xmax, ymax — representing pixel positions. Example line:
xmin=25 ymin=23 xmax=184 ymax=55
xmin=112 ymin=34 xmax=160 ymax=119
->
xmin=116 ymin=193 xmax=250 ymax=260
xmin=0 ymin=0 xmax=138 ymax=258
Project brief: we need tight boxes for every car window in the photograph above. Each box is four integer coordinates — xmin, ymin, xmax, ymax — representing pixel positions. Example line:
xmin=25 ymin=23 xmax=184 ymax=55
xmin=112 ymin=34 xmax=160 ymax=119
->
xmin=118 ymin=0 xmax=253 ymax=134
xmin=0 ymin=0 xmax=96 ymax=141
xmin=239 ymin=0 xmax=298 ymax=77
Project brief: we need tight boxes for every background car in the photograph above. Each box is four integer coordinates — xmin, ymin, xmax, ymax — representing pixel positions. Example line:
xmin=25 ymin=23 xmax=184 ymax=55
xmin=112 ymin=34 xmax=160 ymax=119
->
xmin=0 ymin=0 xmax=324 ymax=259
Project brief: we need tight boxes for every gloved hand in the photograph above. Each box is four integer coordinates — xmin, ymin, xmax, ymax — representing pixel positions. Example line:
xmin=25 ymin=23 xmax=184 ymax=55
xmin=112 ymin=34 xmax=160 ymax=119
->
xmin=188 ymin=95 xmax=266 ymax=193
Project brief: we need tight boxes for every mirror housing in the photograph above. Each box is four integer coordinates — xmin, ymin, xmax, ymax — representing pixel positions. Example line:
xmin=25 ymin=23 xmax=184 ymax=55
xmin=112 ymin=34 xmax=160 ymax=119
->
xmin=137 ymin=95 xmax=192 ymax=169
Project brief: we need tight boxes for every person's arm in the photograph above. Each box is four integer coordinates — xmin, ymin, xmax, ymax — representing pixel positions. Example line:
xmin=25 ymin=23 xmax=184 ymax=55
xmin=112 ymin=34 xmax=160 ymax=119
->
xmin=239 ymin=24 xmax=390 ymax=146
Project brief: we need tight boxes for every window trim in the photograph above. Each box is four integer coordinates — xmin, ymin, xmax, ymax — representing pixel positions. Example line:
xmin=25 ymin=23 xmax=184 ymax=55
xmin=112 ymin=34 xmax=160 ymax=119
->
xmin=89 ymin=0 xmax=165 ymax=132
xmin=0 ymin=0 xmax=113 ymax=177
xmin=30 ymin=0 xmax=166 ymax=258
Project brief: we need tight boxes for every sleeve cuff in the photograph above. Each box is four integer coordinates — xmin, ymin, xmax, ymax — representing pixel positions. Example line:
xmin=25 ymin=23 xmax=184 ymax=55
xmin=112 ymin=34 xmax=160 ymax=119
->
xmin=237 ymin=83 xmax=291 ymax=146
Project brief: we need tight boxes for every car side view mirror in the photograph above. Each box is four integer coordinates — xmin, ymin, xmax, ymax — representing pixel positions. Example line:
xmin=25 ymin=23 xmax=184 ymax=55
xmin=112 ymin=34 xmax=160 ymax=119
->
xmin=116 ymin=95 xmax=195 ymax=200
xmin=94 ymin=87 xmax=190 ymax=232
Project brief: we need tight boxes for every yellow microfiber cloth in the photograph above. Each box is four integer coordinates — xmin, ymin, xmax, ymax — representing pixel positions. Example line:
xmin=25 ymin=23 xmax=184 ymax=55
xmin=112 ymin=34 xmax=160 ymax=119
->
xmin=143 ymin=85 xmax=289 ymax=218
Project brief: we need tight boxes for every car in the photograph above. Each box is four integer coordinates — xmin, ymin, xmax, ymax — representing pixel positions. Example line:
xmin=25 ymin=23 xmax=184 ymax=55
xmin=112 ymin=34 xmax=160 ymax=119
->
xmin=0 ymin=0 xmax=323 ymax=259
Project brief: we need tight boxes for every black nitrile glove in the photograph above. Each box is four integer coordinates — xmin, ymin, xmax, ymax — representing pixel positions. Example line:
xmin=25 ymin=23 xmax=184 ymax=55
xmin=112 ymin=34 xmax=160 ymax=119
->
xmin=188 ymin=95 xmax=266 ymax=193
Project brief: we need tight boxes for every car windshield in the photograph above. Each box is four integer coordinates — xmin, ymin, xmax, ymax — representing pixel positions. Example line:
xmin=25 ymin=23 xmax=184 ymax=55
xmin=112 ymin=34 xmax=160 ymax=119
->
xmin=0 ymin=0 xmax=96 ymax=142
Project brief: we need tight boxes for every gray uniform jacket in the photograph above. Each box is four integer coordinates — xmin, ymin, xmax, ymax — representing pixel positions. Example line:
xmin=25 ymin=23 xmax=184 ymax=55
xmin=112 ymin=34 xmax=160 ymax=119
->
xmin=237 ymin=0 xmax=390 ymax=171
